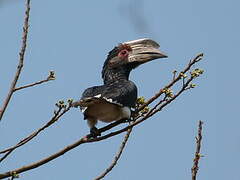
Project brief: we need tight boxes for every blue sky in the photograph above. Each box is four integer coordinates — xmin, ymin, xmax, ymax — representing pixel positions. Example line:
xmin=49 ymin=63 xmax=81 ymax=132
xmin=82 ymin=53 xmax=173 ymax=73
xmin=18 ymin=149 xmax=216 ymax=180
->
xmin=0 ymin=0 xmax=239 ymax=179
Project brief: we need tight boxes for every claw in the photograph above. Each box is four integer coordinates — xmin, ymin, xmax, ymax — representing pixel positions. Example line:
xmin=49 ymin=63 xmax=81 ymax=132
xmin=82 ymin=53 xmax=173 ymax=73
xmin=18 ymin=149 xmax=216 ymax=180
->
xmin=89 ymin=127 xmax=101 ymax=138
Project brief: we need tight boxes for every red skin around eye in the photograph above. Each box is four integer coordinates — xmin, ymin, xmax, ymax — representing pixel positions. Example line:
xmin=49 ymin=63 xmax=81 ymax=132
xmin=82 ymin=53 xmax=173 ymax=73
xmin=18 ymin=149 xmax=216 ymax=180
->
xmin=118 ymin=49 xmax=129 ymax=58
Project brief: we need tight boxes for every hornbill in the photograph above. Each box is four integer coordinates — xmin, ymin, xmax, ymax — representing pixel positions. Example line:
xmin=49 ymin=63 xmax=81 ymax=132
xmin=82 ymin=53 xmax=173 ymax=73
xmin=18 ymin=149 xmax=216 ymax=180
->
xmin=79 ymin=38 xmax=167 ymax=137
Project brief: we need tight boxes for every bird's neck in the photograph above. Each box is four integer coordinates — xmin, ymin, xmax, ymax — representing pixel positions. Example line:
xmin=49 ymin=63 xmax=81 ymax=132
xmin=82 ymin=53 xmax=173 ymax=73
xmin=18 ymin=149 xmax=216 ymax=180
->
xmin=102 ymin=66 xmax=131 ymax=84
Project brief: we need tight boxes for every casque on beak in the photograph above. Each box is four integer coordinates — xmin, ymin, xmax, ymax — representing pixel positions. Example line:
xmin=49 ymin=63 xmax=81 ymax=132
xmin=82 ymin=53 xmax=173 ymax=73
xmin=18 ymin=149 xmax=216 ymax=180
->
xmin=125 ymin=38 xmax=167 ymax=65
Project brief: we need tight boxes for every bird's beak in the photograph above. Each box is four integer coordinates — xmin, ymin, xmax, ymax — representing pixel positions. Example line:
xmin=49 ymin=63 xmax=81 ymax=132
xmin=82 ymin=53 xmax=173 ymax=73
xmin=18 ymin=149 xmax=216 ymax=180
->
xmin=125 ymin=38 xmax=167 ymax=65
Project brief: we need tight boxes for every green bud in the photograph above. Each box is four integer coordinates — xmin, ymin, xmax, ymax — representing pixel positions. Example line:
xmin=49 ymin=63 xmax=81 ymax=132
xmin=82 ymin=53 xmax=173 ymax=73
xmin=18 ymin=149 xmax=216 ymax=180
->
xmin=11 ymin=171 xmax=19 ymax=178
xmin=141 ymin=106 xmax=150 ymax=114
xmin=163 ymin=88 xmax=174 ymax=98
xmin=136 ymin=97 xmax=145 ymax=105
xmin=59 ymin=100 xmax=64 ymax=104
xmin=190 ymin=83 xmax=196 ymax=88
xmin=67 ymin=98 xmax=74 ymax=104
xmin=180 ymin=72 xmax=187 ymax=78
xmin=48 ymin=70 xmax=56 ymax=80
xmin=191 ymin=68 xmax=204 ymax=78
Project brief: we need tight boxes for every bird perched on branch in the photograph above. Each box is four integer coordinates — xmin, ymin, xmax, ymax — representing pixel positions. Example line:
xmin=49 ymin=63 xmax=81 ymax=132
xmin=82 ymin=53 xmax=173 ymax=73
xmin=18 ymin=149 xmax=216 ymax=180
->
xmin=78 ymin=38 xmax=167 ymax=137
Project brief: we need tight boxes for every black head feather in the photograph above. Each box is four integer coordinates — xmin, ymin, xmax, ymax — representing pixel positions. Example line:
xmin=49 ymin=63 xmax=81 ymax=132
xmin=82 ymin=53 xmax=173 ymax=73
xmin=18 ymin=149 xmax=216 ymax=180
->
xmin=101 ymin=46 xmax=119 ymax=79
xmin=101 ymin=45 xmax=133 ymax=84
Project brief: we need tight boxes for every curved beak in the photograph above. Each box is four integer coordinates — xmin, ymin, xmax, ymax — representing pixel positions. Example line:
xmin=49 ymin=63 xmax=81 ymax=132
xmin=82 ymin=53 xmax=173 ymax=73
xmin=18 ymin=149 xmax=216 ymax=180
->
xmin=125 ymin=38 xmax=167 ymax=65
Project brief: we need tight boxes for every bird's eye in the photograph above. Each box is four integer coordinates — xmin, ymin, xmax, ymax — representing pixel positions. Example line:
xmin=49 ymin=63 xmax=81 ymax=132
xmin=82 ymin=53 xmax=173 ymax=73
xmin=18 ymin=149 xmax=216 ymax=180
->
xmin=118 ymin=49 xmax=129 ymax=57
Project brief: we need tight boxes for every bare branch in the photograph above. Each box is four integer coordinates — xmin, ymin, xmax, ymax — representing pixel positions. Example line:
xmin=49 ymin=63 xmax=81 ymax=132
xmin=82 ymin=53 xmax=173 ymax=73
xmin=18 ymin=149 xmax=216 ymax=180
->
xmin=94 ymin=127 xmax=133 ymax=180
xmin=13 ymin=71 xmax=56 ymax=92
xmin=0 ymin=54 xmax=204 ymax=179
xmin=0 ymin=0 xmax=31 ymax=121
xmin=191 ymin=120 xmax=203 ymax=180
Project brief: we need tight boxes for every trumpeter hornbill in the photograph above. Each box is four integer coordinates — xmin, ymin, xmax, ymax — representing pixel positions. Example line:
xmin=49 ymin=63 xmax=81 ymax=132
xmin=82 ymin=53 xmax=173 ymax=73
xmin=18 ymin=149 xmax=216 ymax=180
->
xmin=79 ymin=38 xmax=167 ymax=137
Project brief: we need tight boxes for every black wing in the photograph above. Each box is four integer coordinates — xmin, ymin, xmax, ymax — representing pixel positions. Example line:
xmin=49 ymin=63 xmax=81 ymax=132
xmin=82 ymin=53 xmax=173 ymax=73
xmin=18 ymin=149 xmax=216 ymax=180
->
xmin=81 ymin=80 xmax=137 ymax=108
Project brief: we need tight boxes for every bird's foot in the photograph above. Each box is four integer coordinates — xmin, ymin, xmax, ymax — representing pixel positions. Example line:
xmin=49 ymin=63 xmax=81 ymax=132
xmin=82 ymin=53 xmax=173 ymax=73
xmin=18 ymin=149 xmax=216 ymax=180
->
xmin=88 ymin=127 xmax=101 ymax=138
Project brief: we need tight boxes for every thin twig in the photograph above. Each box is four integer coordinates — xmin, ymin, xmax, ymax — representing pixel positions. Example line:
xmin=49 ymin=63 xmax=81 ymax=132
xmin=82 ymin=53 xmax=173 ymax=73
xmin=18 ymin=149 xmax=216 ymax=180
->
xmin=0 ymin=106 xmax=71 ymax=162
xmin=136 ymin=53 xmax=203 ymax=113
xmin=14 ymin=79 xmax=49 ymax=92
xmin=172 ymin=70 xmax=177 ymax=81
xmin=191 ymin=121 xmax=203 ymax=180
xmin=0 ymin=0 xmax=31 ymax=121
xmin=94 ymin=127 xmax=133 ymax=180
xmin=0 ymin=103 xmax=124 ymax=160
xmin=14 ymin=71 xmax=55 ymax=92
xmin=147 ymin=75 xmax=195 ymax=118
